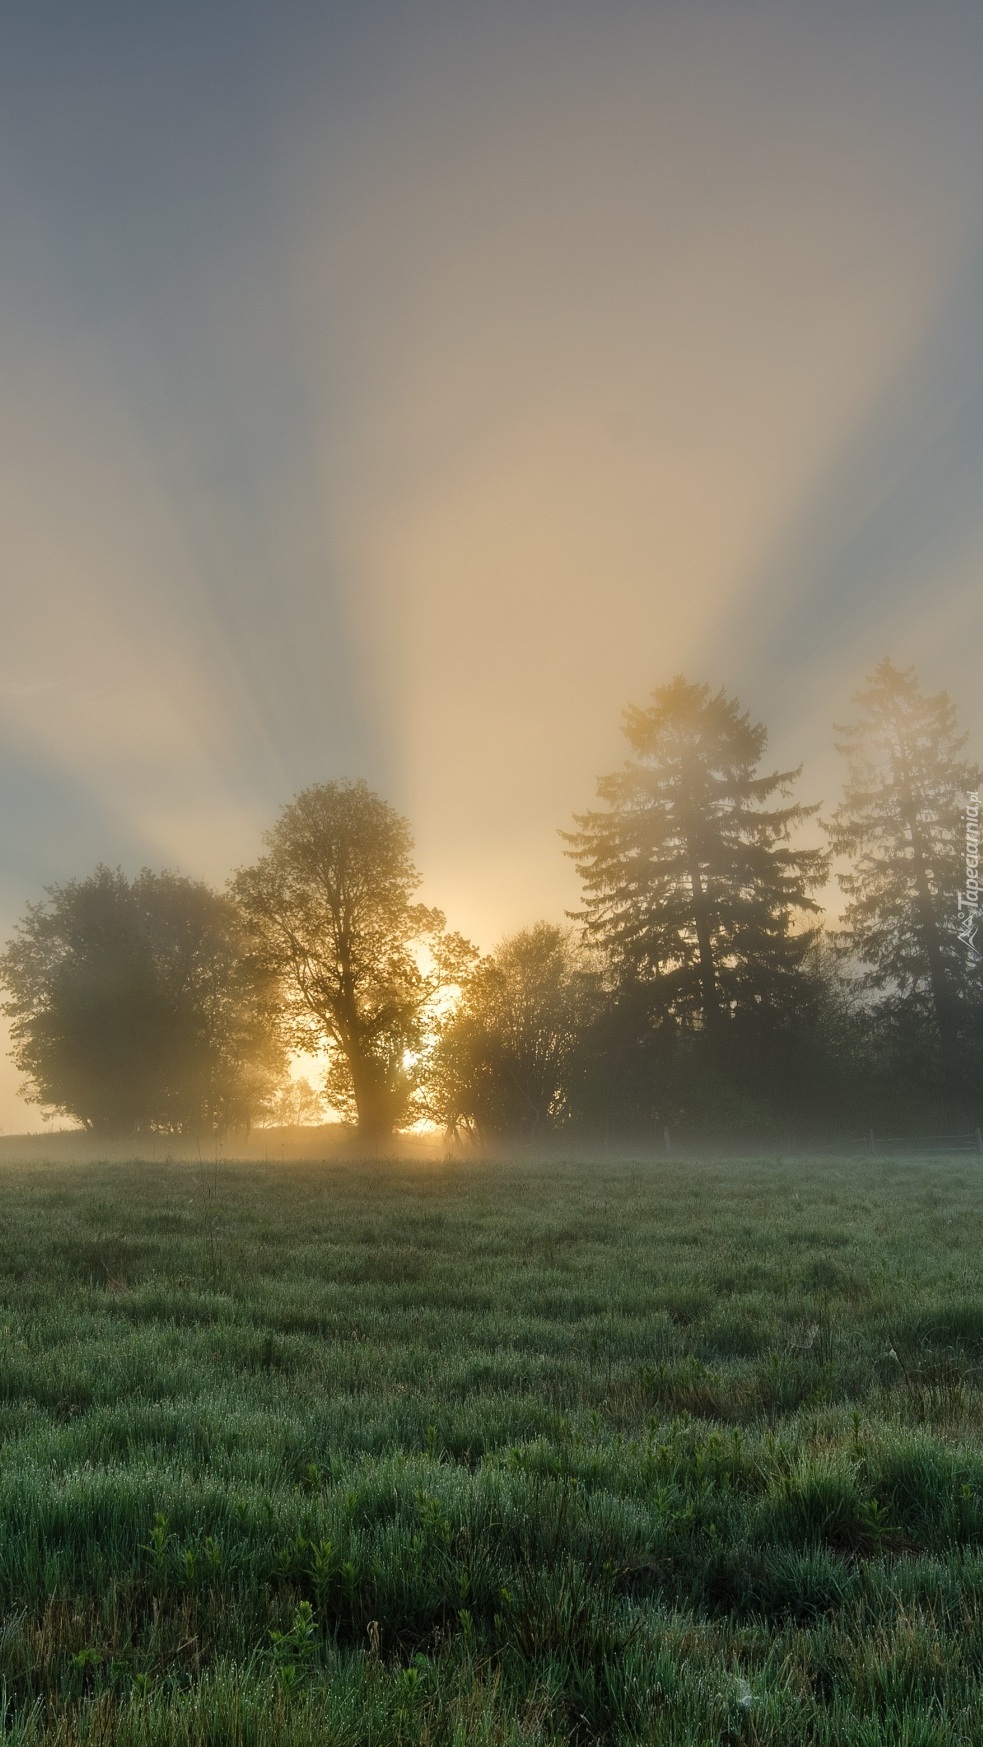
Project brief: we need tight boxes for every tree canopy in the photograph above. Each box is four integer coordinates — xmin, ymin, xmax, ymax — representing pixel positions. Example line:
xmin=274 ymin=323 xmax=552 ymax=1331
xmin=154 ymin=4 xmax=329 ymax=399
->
xmin=231 ymin=780 xmax=475 ymax=1142
xmin=564 ymin=677 xmax=828 ymax=1039
xmin=2 ymin=664 xmax=979 ymax=1148
xmin=430 ymin=924 xmax=587 ymax=1141
xmin=829 ymin=658 xmax=983 ymax=1092
xmin=0 ymin=866 xmax=284 ymax=1136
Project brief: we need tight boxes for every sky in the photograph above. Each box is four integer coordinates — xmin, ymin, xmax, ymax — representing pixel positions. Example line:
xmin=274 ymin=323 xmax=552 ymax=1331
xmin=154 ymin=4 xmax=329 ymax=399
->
xmin=2 ymin=0 xmax=983 ymax=1129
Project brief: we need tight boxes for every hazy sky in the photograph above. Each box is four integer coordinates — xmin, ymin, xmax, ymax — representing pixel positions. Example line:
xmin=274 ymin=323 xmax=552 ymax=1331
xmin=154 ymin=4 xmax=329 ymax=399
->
xmin=3 ymin=0 xmax=983 ymax=1128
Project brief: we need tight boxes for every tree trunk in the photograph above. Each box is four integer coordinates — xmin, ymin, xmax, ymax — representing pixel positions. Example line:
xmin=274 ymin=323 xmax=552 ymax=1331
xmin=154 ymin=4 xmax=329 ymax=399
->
xmin=680 ymin=760 xmax=724 ymax=1043
xmin=349 ymin=1054 xmax=395 ymax=1149
xmin=689 ymin=854 xmax=723 ymax=1042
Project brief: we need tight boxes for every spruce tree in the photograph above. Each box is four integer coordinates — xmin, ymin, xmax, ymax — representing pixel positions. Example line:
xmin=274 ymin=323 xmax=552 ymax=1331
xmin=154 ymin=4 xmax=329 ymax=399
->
xmin=564 ymin=677 xmax=827 ymax=1040
xmin=829 ymin=659 xmax=982 ymax=1093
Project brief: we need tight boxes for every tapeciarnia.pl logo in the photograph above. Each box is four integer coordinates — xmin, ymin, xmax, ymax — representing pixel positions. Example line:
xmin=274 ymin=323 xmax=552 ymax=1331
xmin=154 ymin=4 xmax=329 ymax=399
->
xmin=956 ymin=791 xmax=980 ymax=965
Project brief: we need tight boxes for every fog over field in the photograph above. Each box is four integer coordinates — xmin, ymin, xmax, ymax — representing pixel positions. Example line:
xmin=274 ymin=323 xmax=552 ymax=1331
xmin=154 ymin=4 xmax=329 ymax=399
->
xmin=3 ymin=1 xmax=983 ymax=1134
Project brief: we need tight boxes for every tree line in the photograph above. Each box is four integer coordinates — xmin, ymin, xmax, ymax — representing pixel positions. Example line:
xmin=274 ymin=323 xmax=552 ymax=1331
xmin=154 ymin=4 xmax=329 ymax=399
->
xmin=2 ymin=657 xmax=980 ymax=1143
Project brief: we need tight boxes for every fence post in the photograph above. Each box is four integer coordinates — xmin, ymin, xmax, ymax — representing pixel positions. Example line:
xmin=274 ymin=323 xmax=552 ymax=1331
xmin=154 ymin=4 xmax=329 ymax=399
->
xmin=867 ymin=1128 xmax=876 ymax=1157
xmin=664 ymin=1124 xmax=672 ymax=1157
xmin=976 ymin=1128 xmax=983 ymax=1157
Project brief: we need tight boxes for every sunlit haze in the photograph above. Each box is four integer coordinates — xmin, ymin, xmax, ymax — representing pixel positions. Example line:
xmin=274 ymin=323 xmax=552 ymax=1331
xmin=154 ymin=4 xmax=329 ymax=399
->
xmin=2 ymin=0 xmax=983 ymax=1129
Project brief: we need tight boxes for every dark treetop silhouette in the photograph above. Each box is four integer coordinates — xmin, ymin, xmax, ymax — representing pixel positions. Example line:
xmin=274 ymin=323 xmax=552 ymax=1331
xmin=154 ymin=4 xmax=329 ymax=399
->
xmin=564 ymin=677 xmax=828 ymax=1042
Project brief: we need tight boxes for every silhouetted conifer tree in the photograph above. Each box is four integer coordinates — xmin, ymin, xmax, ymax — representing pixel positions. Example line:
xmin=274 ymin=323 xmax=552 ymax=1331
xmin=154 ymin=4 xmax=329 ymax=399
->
xmin=829 ymin=659 xmax=982 ymax=1095
xmin=564 ymin=677 xmax=827 ymax=1054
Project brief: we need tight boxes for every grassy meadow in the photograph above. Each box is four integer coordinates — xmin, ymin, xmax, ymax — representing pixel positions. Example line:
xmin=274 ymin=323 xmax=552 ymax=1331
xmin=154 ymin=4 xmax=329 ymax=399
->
xmin=0 ymin=1150 xmax=981 ymax=1744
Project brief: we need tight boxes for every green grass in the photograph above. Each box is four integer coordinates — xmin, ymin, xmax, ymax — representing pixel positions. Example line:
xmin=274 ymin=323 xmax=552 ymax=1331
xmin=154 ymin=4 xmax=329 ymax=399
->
xmin=0 ymin=1152 xmax=981 ymax=1743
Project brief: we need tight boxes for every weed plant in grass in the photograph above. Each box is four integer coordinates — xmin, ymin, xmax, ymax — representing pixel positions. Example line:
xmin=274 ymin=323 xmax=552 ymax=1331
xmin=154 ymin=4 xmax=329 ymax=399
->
xmin=0 ymin=1152 xmax=980 ymax=1743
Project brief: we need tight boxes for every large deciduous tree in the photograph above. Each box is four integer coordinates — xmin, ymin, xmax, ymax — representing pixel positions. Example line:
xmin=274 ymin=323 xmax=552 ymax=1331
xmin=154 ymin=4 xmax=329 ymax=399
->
xmin=829 ymin=659 xmax=982 ymax=1093
xmin=430 ymin=923 xmax=587 ymax=1142
xmin=564 ymin=677 xmax=827 ymax=1042
xmin=231 ymin=780 xmax=474 ymax=1144
xmin=0 ymin=866 xmax=284 ymax=1136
